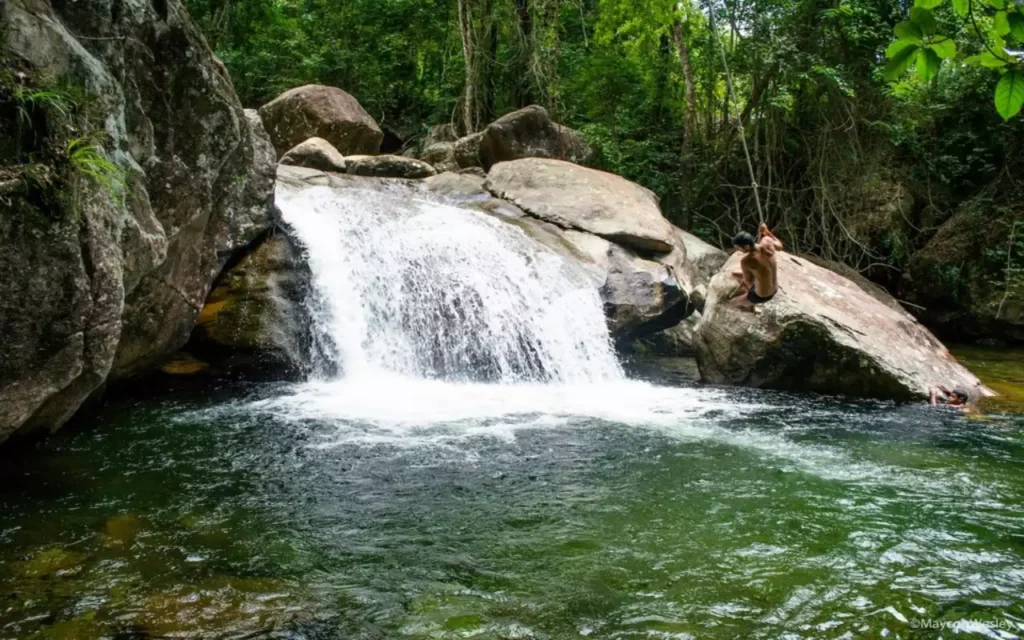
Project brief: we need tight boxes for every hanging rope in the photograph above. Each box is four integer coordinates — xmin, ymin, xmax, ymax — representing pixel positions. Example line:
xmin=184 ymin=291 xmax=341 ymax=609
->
xmin=705 ymin=1 xmax=765 ymax=226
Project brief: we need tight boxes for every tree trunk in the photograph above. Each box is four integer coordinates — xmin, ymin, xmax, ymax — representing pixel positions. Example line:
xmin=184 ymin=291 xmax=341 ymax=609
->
xmin=478 ymin=0 xmax=497 ymax=124
xmin=514 ymin=0 xmax=534 ymax=107
xmin=672 ymin=19 xmax=697 ymax=143
xmin=457 ymin=0 xmax=476 ymax=133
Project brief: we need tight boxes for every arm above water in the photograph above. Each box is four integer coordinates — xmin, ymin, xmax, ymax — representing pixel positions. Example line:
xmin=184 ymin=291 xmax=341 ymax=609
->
xmin=759 ymin=224 xmax=784 ymax=252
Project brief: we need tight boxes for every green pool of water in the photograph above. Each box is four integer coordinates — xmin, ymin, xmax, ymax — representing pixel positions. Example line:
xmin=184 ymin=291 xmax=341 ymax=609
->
xmin=1 ymin=364 xmax=1023 ymax=639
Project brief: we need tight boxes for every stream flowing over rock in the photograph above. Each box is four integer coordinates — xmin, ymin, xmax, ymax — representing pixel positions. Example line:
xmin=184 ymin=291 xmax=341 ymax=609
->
xmin=694 ymin=252 xmax=991 ymax=400
xmin=194 ymin=164 xmax=706 ymax=373
xmin=0 ymin=0 xmax=275 ymax=442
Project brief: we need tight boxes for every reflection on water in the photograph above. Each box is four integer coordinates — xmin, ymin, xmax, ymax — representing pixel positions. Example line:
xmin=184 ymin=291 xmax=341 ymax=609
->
xmin=953 ymin=345 xmax=1024 ymax=414
xmin=1 ymin=364 xmax=1024 ymax=639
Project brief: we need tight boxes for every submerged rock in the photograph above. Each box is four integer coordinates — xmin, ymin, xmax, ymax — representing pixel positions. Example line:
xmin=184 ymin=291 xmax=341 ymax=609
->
xmin=487 ymin=158 xmax=676 ymax=254
xmin=346 ymin=154 xmax=437 ymax=179
xmin=279 ymin=137 xmax=347 ymax=173
xmin=478 ymin=105 xmax=594 ymax=170
xmin=258 ymin=84 xmax=383 ymax=158
xmin=694 ymin=252 xmax=991 ymax=400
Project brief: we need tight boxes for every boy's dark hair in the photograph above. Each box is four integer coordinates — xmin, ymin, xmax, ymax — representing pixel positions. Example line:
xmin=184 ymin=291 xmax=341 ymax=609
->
xmin=951 ymin=389 xmax=970 ymax=403
xmin=732 ymin=231 xmax=756 ymax=249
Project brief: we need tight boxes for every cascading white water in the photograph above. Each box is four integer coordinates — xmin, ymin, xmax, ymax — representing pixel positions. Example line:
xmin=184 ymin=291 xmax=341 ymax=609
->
xmin=277 ymin=184 xmax=623 ymax=384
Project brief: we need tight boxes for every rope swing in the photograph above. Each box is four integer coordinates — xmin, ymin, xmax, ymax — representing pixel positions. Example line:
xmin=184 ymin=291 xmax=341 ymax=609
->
xmin=705 ymin=1 xmax=765 ymax=227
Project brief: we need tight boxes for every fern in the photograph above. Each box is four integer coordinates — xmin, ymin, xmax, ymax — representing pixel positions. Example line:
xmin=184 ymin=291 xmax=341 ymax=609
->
xmin=66 ymin=136 xmax=125 ymax=200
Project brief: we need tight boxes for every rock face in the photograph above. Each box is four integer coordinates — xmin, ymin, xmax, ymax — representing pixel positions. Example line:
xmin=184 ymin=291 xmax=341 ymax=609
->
xmin=346 ymin=155 xmax=437 ymax=179
xmin=694 ymin=252 xmax=991 ymax=400
xmin=487 ymin=158 xmax=677 ymax=253
xmin=258 ymin=85 xmax=383 ymax=159
xmin=279 ymin=137 xmax=347 ymax=173
xmin=0 ymin=0 xmax=275 ymax=443
xmin=901 ymin=201 xmax=1024 ymax=344
xmin=478 ymin=105 xmax=594 ymax=170
xmin=561 ymin=232 xmax=690 ymax=340
xmin=189 ymin=232 xmax=313 ymax=376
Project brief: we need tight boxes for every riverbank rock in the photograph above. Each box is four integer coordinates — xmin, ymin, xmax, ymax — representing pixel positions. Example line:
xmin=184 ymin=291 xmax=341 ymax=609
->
xmin=187 ymin=232 xmax=313 ymax=376
xmin=478 ymin=105 xmax=594 ymax=170
xmin=258 ymin=85 xmax=383 ymax=158
xmin=454 ymin=132 xmax=485 ymax=169
xmin=421 ymin=142 xmax=459 ymax=173
xmin=0 ymin=0 xmax=275 ymax=443
xmin=694 ymin=252 xmax=991 ymax=400
xmin=487 ymin=158 xmax=676 ymax=253
xmin=280 ymin=137 xmax=347 ymax=173
xmin=346 ymin=154 xmax=437 ymax=179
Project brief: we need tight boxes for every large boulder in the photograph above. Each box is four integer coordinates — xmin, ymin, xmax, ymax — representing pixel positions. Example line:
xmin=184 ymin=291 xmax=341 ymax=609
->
xmin=346 ymin=155 xmax=437 ymax=179
xmin=279 ymin=137 xmax=346 ymax=173
xmin=0 ymin=0 xmax=275 ymax=443
xmin=478 ymin=105 xmax=594 ymax=170
xmin=694 ymin=252 xmax=991 ymax=400
xmin=487 ymin=158 xmax=677 ymax=253
xmin=258 ymin=85 xmax=383 ymax=159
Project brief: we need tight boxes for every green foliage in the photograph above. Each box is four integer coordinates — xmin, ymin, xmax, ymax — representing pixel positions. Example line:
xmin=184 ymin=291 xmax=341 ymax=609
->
xmin=883 ymin=0 xmax=1024 ymax=119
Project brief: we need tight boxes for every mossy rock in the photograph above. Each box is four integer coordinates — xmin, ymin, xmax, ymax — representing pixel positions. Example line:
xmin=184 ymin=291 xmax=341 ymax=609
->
xmin=16 ymin=548 xmax=86 ymax=579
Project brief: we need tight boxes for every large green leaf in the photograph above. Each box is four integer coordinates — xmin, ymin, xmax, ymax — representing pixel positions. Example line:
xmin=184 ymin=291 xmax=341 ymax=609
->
xmin=894 ymin=20 xmax=924 ymax=41
xmin=986 ymin=0 xmax=1006 ymax=8
xmin=916 ymin=47 xmax=941 ymax=81
xmin=929 ymin=37 xmax=957 ymax=59
xmin=914 ymin=0 xmax=944 ymax=8
xmin=883 ymin=41 xmax=920 ymax=80
xmin=995 ymin=11 xmax=1011 ymax=36
xmin=910 ymin=7 xmax=937 ymax=34
xmin=964 ymin=51 xmax=1011 ymax=67
xmin=1009 ymin=13 xmax=1024 ymax=41
xmin=995 ymin=69 xmax=1024 ymax=119
xmin=951 ymin=0 xmax=969 ymax=16
xmin=887 ymin=39 xmax=921 ymax=58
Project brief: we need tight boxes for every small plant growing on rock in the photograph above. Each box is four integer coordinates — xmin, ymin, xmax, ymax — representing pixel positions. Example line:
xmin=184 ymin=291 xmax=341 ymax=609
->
xmin=66 ymin=136 xmax=125 ymax=200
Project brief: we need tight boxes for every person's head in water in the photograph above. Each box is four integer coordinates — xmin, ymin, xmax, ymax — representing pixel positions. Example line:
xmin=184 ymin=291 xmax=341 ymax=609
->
xmin=948 ymin=389 xmax=970 ymax=406
xmin=732 ymin=231 xmax=756 ymax=253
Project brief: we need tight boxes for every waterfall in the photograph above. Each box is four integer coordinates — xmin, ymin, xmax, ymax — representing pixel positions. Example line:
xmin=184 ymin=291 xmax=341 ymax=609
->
xmin=277 ymin=183 xmax=623 ymax=384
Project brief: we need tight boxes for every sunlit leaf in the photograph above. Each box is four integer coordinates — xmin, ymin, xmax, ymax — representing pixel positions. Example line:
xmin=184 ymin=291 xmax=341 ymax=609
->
xmin=929 ymin=37 xmax=957 ymax=58
xmin=895 ymin=20 xmax=924 ymax=41
xmin=915 ymin=0 xmax=945 ymax=8
xmin=985 ymin=0 xmax=1006 ymax=8
xmin=910 ymin=7 xmax=937 ymax=34
xmin=916 ymin=47 xmax=941 ymax=81
xmin=951 ymin=0 xmax=969 ymax=16
xmin=964 ymin=51 xmax=1011 ymax=66
xmin=995 ymin=69 xmax=1024 ymax=118
xmin=995 ymin=11 xmax=1012 ymax=35
xmin=884 ymin=42 xmax=920 ymax=80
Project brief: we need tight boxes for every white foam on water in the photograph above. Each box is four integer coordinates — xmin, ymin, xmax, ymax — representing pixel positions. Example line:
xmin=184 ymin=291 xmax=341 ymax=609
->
xmin=278 ymin=184 xmax=622 ymax=384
